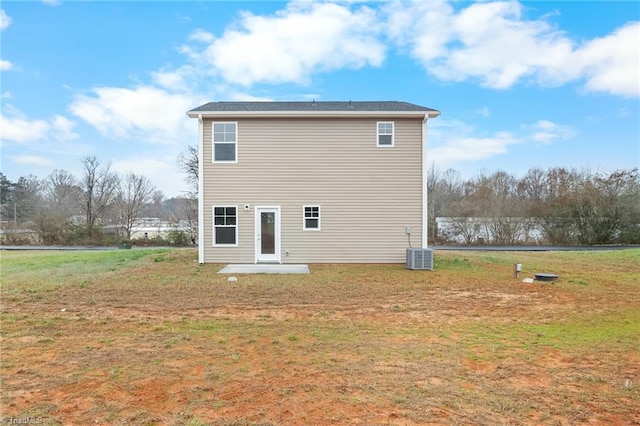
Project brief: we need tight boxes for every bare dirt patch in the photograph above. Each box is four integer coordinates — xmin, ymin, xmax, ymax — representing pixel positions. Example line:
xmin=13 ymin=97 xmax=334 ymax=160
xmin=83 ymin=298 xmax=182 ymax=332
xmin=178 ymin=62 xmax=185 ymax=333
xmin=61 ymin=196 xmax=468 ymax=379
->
xmin=1 ymin=249 xmax=639 ymax=425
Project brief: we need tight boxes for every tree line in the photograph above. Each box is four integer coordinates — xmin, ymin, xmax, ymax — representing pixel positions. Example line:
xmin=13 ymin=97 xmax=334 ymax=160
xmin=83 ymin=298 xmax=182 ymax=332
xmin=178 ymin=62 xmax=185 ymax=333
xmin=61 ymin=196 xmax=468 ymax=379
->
xmin=2 ymin=150 xmax=638 ymax=246
xmin=427 ymin=166 xmax=640 ymax=245
xmin=0 ymin=156 xmax=197 ymax=245
xmin=175 ymin=145 xmax=639 ymax=245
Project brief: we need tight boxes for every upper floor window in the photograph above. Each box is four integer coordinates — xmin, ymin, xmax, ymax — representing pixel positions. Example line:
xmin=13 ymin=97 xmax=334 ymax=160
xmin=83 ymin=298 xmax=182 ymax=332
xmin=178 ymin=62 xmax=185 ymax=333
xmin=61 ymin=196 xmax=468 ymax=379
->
xmin=213 ymin=122 xmax=237 ymax=162
xmin=377 ymin=121 xmax=394 ymax=147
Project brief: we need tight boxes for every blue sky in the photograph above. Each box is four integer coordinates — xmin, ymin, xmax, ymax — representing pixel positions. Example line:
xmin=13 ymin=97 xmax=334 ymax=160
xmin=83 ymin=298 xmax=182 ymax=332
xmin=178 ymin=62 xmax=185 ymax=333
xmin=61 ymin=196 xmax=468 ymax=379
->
xmin=1 ymin=1 xmax=638 ymax=197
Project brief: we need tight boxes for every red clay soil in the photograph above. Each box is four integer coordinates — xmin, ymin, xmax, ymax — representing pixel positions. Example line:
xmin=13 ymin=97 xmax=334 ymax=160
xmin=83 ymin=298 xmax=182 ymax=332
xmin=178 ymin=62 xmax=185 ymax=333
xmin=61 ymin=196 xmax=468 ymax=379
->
xmin=2 ymin=251 xmax=639 ymax=425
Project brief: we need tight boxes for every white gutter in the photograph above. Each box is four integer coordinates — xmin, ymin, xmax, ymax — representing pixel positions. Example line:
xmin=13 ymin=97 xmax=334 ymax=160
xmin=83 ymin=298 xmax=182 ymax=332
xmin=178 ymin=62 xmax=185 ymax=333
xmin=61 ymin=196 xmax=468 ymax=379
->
xmin=421 ymin=109 xmax=441 ymax=248
xmin=197 ymin=114 xmax=205 ymax=264
xmin=186 ymin=110 xmax=440 ymax=119
xmin=422 ymin=114 xmax=429 ymax=249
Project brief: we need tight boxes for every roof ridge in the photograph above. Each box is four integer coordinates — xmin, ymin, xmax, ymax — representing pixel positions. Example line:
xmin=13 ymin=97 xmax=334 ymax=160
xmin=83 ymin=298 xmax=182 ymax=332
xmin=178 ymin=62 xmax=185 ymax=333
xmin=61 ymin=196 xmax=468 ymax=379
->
xmin=188 ymin=100 xmax=439 ymax=114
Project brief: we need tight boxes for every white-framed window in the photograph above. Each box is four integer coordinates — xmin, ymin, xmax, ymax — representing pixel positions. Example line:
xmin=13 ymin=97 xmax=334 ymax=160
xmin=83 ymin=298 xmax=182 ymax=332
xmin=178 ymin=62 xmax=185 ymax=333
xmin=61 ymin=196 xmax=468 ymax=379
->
xmin=377 ymin=121 xmax=394 ymax=147
xmin=213 ymin=205 xmax=238 ymax=246
xmin=303 ymin=205 xmax=321 ymax=231
xmin=213 ymin=122 xmax=237 ymax=163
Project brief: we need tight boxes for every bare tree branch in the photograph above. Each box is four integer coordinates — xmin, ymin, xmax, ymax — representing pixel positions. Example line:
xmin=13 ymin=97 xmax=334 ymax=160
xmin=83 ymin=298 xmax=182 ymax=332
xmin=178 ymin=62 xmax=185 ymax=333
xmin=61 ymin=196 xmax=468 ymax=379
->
xmin=116 ymin=173 xmax=157 ymax=239
xmin=177 ymin=145 xmax=198 ymax=193
xmin=80 ymin=156 xmax=119 ymax=236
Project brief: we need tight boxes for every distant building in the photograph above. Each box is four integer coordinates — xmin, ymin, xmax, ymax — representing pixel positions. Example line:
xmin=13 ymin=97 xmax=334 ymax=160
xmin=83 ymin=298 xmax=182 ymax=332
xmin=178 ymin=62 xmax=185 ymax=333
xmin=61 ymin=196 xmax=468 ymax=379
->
xmin=435 ymin=217 xmax=543 ymax=244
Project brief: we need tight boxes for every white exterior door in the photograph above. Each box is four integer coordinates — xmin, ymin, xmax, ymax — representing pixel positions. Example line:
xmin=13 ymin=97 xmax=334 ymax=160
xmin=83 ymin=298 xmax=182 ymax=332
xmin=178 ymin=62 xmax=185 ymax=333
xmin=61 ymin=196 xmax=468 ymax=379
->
xmin=255 ymin=206 xmax=281 ymax=263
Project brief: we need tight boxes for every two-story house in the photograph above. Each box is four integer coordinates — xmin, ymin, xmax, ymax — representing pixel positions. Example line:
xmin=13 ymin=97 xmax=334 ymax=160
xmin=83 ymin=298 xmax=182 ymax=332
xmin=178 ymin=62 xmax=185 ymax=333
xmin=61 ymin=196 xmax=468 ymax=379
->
xmin=186 ymin=101 xmax=440 ymax=264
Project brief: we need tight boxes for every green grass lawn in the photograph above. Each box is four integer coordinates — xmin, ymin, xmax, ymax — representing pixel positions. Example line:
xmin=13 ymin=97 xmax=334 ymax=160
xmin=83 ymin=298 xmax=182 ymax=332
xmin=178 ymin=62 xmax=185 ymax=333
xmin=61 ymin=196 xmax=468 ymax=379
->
xmin=1 ymin=248 xmax=639 ymax=425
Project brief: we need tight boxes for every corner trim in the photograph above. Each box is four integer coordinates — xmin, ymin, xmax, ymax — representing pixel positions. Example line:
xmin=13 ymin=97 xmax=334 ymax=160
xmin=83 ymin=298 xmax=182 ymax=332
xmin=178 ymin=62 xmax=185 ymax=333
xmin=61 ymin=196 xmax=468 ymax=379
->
xmin=197 ymin=114 xmax=205 ymax=264
xmin=422 ymin=114 xmax=429 ymax=249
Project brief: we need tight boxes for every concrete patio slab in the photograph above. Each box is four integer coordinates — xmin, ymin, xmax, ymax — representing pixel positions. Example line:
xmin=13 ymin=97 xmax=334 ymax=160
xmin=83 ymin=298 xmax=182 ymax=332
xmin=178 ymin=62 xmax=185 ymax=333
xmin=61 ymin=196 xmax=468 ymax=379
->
xmin=218 ymin=264 xmax=309 ymax=274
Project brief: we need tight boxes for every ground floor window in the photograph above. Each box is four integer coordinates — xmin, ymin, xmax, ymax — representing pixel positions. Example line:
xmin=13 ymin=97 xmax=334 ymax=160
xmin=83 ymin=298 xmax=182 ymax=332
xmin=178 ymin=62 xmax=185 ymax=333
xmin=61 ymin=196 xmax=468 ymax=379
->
xmin=303 ymin=205 xmax=320 ymax=230
xmin=214 ymin=206 xmax=237 ymax=245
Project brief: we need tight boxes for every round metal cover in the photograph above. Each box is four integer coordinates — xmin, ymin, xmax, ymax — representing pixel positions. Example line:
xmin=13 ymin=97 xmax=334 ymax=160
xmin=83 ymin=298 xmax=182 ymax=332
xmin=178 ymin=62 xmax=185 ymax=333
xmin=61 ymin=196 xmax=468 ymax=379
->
xmin=535 ymin=273 xmax=559 ymax=282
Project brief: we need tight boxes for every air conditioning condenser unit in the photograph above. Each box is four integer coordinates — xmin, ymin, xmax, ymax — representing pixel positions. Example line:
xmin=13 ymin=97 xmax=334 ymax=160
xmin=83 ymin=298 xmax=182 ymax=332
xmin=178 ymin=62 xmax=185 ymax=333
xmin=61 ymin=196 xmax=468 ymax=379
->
xmin=406 ymin=248 xmax=434 ymax=270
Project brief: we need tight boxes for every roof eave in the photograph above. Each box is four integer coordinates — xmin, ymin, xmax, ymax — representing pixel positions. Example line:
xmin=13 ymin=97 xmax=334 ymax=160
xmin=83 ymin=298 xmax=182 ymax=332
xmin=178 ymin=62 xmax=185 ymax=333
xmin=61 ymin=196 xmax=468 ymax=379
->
xmin=186 ymin=110 xmax=440 ymax=119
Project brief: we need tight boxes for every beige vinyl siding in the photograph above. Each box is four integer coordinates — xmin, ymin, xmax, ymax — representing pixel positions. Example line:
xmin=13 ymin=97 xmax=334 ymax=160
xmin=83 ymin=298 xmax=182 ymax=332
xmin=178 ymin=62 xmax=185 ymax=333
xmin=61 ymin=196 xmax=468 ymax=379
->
xmin=202 ymin=117 xmax=424 ymax=263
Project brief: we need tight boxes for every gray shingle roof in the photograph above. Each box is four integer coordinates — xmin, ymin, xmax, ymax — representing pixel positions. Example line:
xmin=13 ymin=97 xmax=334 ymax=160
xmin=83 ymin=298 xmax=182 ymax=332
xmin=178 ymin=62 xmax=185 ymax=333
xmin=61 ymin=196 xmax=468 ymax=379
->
xmin=188 ymin=101 xmax=438 ymax=113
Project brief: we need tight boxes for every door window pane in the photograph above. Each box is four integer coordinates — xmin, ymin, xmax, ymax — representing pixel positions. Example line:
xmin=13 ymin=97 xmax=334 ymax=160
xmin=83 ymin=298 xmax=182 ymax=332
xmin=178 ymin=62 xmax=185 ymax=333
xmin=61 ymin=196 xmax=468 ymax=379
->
xmin=261 ymin=212 xmax=275 ymax=254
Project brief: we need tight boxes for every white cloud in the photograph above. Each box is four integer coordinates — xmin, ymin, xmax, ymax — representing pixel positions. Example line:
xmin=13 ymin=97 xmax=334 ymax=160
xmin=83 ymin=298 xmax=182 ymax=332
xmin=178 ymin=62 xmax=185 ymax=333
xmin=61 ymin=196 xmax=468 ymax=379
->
xmin=112 ymin=156 xmax=189 ymax=197
xmin=385 ymin=1 xmax=639 ymax=97
xmin=0 ymin=60 xmax=13 ymax=71
xmin=431 ymin=132 xmax=520 ymax=165
xmin=227 ymin=92 xmax=273 ymax=102
xmin=51 ymin=115 xmax=78 ymax=141
xmin=11 ymin=155 xmax=54 ymax=166
xmin=0 ymin=106 xmax=77 ymax=144
xmin=386 ymin=1 xmax=573 ymax=88
xmin=176 ymin=14 xmax=190 ymax=24
xmin=69 ymin=1 xmax=390 ymax=144
xmin=159 ymin=1 xmax=636 ymax=97
xmin=150 ymin=66 xmax=196 ymax=92
xmin=194 ymin=1 xmax=385 ymax=86
xmin=69 ymin=85 xmax=198 ymax=143
xmin=0 ymin=113 xmax=49 ymax=142
xmin=527 ymin=120 xmax=576 ymax=144
xmin=574 ymin=22 xmax=640 ymax=97
xmin=617 ymin=108 xmax=631 ymax=118
xmin=428 ymin=119 xmax=521 ymax=166
xmin=189 ymin=28 xmax=214 ymax=43
xmin=428 ymin=116 xmax=578 ymax=167
xmin=0 ymin=9 xmax=10 ymax=31
xmin=42 ymin=0 xmax=62 ymax=6
xmin=385 ymin=1 xmax=455 ymax=62
xmin=475 ymin=107 xmax=490 ymax=118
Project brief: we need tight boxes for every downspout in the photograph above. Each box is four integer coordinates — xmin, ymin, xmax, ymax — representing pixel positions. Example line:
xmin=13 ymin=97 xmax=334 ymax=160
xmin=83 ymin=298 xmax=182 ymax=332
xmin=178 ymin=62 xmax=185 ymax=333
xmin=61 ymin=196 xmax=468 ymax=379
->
xmin=422 ymin=114 xmax=429 ymax=248
xmin=198 ymin=114 xmax=205 ymax=264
